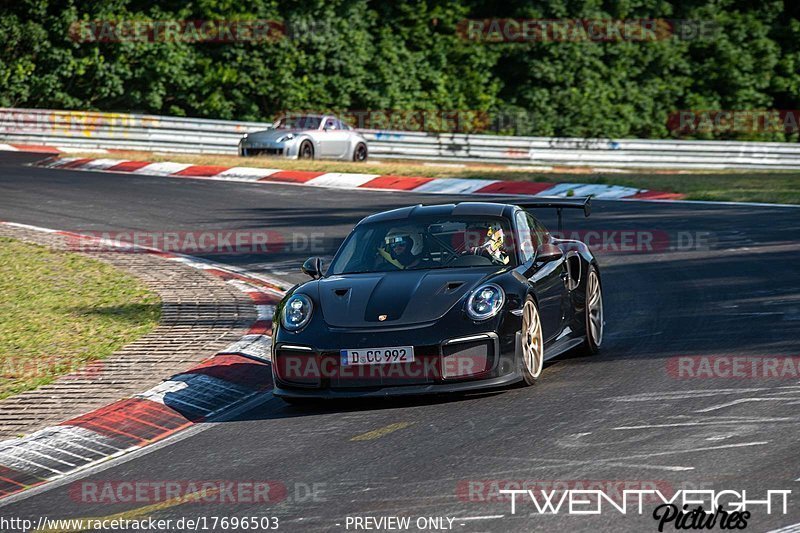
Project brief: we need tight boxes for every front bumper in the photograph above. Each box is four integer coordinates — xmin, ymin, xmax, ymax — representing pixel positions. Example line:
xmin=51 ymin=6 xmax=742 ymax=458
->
xmin=239 ymin=139 xmax=297 ymax=158
xmin=273 ymin=371 xmax=522 ymax=399
xmin=272 ymin=318 xmax=523 ymax=398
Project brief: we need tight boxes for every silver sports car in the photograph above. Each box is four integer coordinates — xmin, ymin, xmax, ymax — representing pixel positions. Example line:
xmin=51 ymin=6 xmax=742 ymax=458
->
xmin=238 ymin=115 xmax=369 ymax=161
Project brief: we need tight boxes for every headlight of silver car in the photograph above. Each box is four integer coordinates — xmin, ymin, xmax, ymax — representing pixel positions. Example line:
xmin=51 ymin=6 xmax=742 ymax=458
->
xmin=277 ymin=133 xmax=295 ymax=143
xmin=466 ymin=283 xmax=505 ymax=320
xmin=281 ymin=294 xmax=313 ymax=331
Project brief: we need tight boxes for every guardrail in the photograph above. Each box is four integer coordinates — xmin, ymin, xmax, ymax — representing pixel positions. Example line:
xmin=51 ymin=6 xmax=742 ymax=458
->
xmin=2 ymin=108 xmax=800 ymax=170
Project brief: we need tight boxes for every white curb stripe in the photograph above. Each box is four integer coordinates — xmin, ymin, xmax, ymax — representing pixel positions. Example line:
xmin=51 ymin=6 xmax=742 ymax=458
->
xmin=3 ymin=222 xmax=60 ymax=233
xmin=226 ymin=279 xmax=263 ymax=293
xmin=132 ymin=162 xmax=193 ymax=176
xmin=0 ymin=143 xmax=19 ymax=151
xmin=256 ymin=305 xmax=275 ymax=321
xmin=221 ymin=334 xmax=271 ymax=361
xmin=305 ymin=172 xmax=381 ymax=189
xmin=135 ymin=380 xmax=189 ymax=404
xmin=32 ymin=156 xmax=683 ymax=201
xmin=540 ymin=183 xmax=643 ymax=199
xmin=26 ymin=426 xmax=125 ymax=455
xmin=79 ymin=158 xmax=130 ymax=171
xmin=138 ymin=374 xmax=252 ymax=412
xmin=0 ymin=451 xmax=66 ymax=475
xmin=44 ymin=157 xmax=81 ymax=168
xmin=214 ymin=167 xmax=281 ymax=180
xmin=413 ymin=178 xmax=499 ymax=194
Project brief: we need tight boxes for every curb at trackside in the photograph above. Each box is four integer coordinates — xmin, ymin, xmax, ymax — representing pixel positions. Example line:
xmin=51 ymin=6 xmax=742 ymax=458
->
xmin=34 ymin=155 xmax=685 ymax=201
xmin=0 ymin=222 xmax=288 ymax=501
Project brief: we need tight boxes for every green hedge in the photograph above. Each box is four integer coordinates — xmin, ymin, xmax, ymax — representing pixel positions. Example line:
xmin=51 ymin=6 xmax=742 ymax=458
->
xmin=2 ymin=0 xmax=799 ymax=140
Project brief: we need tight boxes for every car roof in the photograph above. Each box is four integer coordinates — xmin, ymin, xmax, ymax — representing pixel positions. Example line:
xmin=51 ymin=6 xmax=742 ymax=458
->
xmin=357 ymin=202 xmax=517 ymax=225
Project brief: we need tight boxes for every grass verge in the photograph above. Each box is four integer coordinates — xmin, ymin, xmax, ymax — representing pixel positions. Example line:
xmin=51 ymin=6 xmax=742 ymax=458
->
xmin=0 ymin=238 xmax=161 ymax=400
xmin=67 ymin=150 xmax=800 ymax=204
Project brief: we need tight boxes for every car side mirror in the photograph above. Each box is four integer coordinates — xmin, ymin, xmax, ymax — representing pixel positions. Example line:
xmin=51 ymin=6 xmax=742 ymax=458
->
xmin=301 ymin=257 xmax=323 ymax=279
xmin=535 ymin=243 xmax=563 ymax=263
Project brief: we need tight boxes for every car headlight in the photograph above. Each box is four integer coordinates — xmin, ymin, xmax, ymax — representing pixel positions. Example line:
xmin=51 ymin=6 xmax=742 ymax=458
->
xmin=466 ymin=283 xmax=505 ymax=320
xmin=281 ymin=294 xmax=313 ymax=331
xmin=277 ymin=133 xmax=295 ymax=142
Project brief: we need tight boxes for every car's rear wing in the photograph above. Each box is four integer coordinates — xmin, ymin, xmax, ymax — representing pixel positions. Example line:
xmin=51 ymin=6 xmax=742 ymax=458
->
xmin=508 ymin=196 xmax=591 ymax=232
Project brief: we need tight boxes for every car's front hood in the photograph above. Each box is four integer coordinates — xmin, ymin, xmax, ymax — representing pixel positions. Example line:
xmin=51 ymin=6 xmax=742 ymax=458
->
xmin=244 ymin=129 xmax=302 ymax=143
xmin=314 ymin=268 xmax=497 ymax=327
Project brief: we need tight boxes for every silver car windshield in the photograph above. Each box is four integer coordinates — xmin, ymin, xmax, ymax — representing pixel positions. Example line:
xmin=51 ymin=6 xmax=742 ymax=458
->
xmin=329 ymin=216 xmax=517 ymax=275
xmin=275 ymin=116 xmax=322 ymax=130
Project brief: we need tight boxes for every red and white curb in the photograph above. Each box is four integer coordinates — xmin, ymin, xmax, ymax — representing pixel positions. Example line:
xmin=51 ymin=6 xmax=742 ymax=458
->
xmin=0 ymin=222 xmax=286 ymax=501
xmin=36 ymin=156 xmax=684 ymax=200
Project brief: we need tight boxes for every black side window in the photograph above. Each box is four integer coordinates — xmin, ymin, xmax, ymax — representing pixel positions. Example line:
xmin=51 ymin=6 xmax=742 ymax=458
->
xmin=527 ymin=214 xmax=549 ymax=247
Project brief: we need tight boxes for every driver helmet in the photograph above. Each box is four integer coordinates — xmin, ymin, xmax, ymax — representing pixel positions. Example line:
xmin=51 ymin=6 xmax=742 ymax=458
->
xmin=384 ymin=228 xmax=422 ymax=255
xmin=485 ymin=223 xmax=509 ymax=264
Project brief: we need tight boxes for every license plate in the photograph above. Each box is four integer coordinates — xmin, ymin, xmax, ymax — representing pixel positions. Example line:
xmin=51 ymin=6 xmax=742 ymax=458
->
xmin=340 ymin=346 xmax=415 ymax=366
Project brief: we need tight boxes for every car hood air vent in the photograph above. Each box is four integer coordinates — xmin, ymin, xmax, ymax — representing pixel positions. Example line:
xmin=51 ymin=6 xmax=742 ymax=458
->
xmin=444 ymin=281 xmax=464 ymax=293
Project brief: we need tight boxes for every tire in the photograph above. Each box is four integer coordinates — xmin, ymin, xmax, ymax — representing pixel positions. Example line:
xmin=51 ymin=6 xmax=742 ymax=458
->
xmin=520 ymin=296 xmax=544 ymax=386
xmin=578 ymin=265 xmax=604 ymax=355
xmin=353 ymin=143 xmax=368 ymax=162
xmin=299 ymin=140 xmax=314 ymax=160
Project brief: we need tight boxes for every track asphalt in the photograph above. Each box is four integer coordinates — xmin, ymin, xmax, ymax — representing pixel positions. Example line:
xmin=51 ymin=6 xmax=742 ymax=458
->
xmin=0 ymin=152 xmax=799 ymax=532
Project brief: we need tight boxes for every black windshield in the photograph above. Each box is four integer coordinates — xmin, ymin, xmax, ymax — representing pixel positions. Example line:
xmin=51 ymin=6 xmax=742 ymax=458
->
xmin=328 ymin=216 xmax=517 ymax=275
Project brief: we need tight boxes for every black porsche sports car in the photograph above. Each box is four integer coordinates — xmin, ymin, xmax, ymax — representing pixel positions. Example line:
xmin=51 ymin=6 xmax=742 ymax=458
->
xmin=271 ymin=198 xmax=603 ymax=401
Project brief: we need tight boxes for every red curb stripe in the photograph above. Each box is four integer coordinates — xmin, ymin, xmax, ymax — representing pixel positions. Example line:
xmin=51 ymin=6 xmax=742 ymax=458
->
xmin=0 ymin=469 xmax=29 ymax=489
xmin=248 ymin=291 xmax=281 ymax=305
xmin=208 ymin=269 xmax=284 ymax=292
xmin=360 ymin=175 xmax=435 ymax=190
xmin=248 ymin=320 xmax=272 ymax=336
xmin=175 ymin=165 xmax=230 ymax=177
xmin=116 ymin=411 xmax=181 ymax=433
xmin=183 ymin=354 xmax=272 ymax=390
xmin=204 ymin=268 xmax=238 ymax=281
xmin=205 ymin=269 xmax=284 ymax=293
xmin=628 ymin=190 xmax=686 ymax=200
xmin=36 ymin=157 xmax=685 ymax=204
xmin=64 ymin=398 xmax=192 ymax=445
xmin=259 ymin=170 xmax=323 ymax=183
xmin=11 ymin=144 xmax=61 ymax=154
xmin=0 ymin=476 xmax=23 ymax=489
xmin=473 ymin=181 xmax=556 ymax=195
xmin=106 ymin=160 xmax=151 ymax=172
xmin=65 ymin=418 xmax=150 ymax=445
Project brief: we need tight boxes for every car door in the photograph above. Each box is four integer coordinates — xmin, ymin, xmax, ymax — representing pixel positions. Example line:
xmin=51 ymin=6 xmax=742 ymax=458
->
xmin=317 ymin=118 xmax=351 ymax=158
xmin=518 ymin=212 xmax=568 ymax=342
